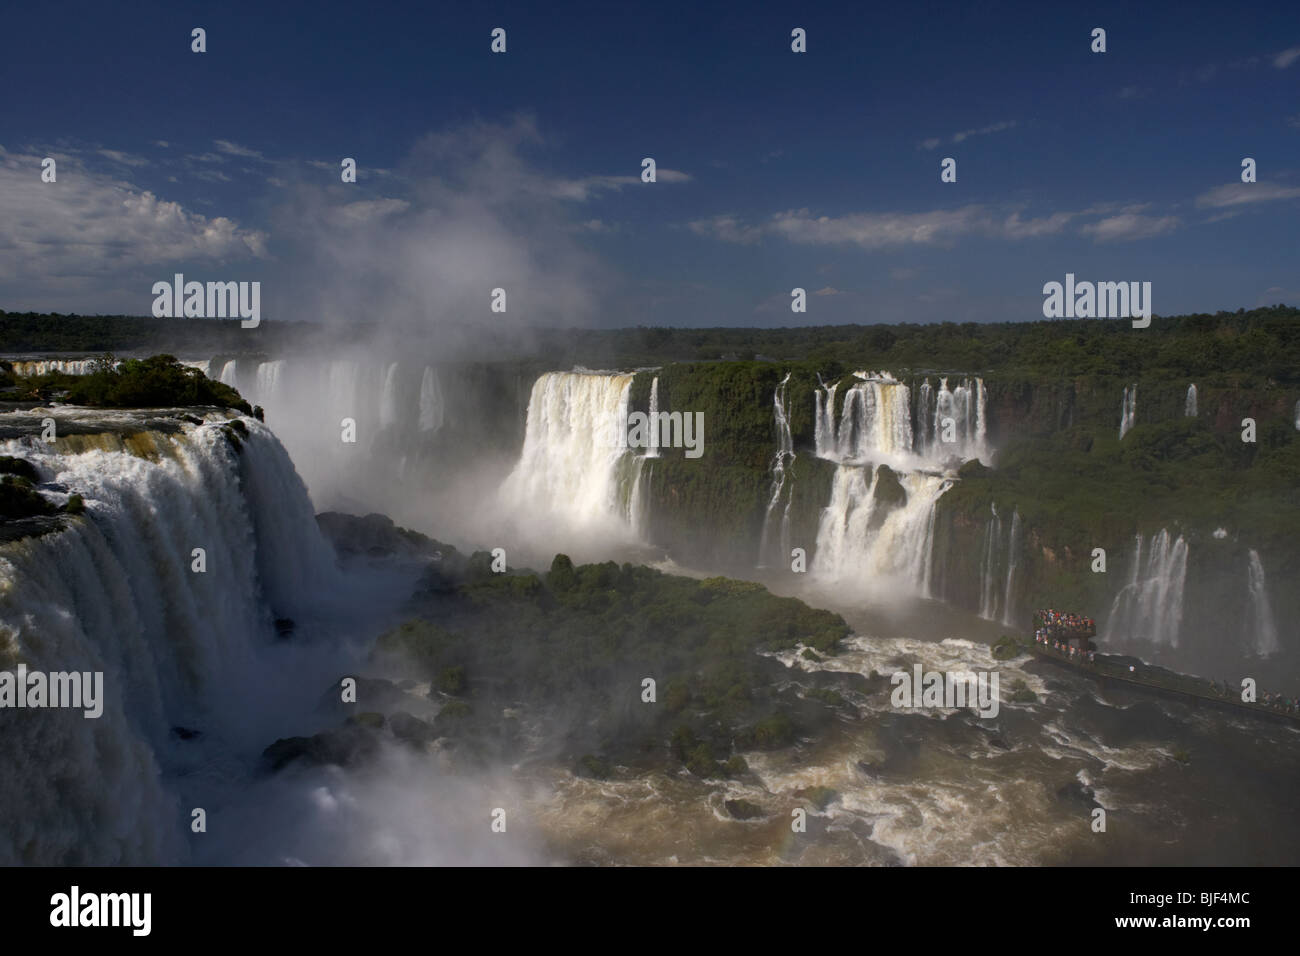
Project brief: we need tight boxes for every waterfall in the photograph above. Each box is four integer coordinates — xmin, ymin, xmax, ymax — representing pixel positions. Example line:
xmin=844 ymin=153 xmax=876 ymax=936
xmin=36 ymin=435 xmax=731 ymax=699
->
xmin=1101 ymin=529 xmax=1188 ymax=648
xmin=255 ymin=360 xmax=285 ymax=408
xmin=758 ymin=374 xmax=796 ymax=567
xmin=977 ymin=504 xmax=1003 ymax=620
xmin=1119 ymin=385 xmax=1137 ymax=439
xmin=1185 ymin=384 xmax=1197 ymax=417
xmin=811 ymin=465 xmax=951 ymax=597
xmin=500 ymin=371 xmax=643 ymax=536
xmin=645 ymin=377 xmax=661 ymax=459
xmin=418 ymin=367 xmax=444 ymax=433
xmin=834 ymin=375 xmax=914 ymax=463
xmin=814 ymin=377 xmax=839 ymax=458
xmin=377 ymin=362 xmax=402 ymax=430
xmin=1001 ymin=509 xmax=1021 ymax=626
xmin=1245 ymin=550 xmax=1280 ymax=657
xmin=1294 ymin=399 xmax=1299 ymax=431
xmin=218 ymin=359 xmax=239 ymax=388
xmin=916 ymin=379 xmax=935 ymax=455
xmin=0 ymin=415 xmax=343 ymax=864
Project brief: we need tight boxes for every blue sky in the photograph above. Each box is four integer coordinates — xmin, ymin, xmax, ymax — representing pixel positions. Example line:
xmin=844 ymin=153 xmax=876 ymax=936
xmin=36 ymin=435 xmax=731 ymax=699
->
xmin=1 ymin=0 xmax=1297 ymax=327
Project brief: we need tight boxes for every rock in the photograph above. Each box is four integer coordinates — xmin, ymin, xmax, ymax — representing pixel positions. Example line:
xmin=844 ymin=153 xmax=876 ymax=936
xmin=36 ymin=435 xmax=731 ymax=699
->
xmin=724 ymin=799 xmax=765 ymax=821
xmin=171 ymin=726 xmax=202 ymax=741
xmin=261 ymin=724 xmax=381 ymax=773
xmin=274 ymin=617 xmax=295 ymax=638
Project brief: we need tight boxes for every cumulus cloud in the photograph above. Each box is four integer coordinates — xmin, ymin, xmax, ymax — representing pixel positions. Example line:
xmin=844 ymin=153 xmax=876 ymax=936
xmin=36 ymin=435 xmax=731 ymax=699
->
xmin=0 ymin=145 xmax=267 ymax=304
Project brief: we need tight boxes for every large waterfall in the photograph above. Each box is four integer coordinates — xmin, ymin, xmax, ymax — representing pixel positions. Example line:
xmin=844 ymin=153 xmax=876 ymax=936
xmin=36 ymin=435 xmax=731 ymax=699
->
xmin=1101 ymin=529 xmax=1188 ymax=649
xmin=801 ymin=371 xmax=982 ymax=595
xmin=814 ymin=372 xmax=986 ymax=468
xmin=1185 ymin=384 xmax=1197 ymax=417
xmin=499 ymin=371 xmax=644 ymax=545
xmin=0 ymin=413 xmax=347 ymax=864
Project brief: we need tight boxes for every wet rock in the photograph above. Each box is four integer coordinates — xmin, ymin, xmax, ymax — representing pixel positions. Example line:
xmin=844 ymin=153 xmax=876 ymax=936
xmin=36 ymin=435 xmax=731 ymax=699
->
xmin=724 ymin=799 xmax=765 ymax=821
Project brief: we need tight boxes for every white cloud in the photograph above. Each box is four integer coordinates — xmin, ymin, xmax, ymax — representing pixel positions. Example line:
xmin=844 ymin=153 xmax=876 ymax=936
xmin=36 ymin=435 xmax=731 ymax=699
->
xmin=1081 ymin=212 xmax=1180 ymax=241
xmin=0 ymin=146 xmax=267 ymax=300
xmin=1196 ymin=182 xmax=1300 ymax=209
xmin=919 ymin=120 xmax=1017 ymax=150
xmin=98 ymin=149 xmax=150 ymax=167
xmin=1272 ymin=46 xmax=1300 ymax=69
xmin=691 ymin=203 xmax=1073 ymax=249
xmin=214 ymin=139 xmax=266 ymax=160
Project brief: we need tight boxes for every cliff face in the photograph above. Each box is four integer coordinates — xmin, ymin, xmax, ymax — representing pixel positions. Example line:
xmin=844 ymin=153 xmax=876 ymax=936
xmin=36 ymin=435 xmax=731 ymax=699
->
xmin=618 ymin=359 xmax=1299 ymax=681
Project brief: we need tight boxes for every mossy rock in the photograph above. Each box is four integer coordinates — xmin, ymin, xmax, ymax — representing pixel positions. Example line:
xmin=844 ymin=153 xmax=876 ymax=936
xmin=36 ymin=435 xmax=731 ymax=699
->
xmin=991 ymin=635 xmax=1021 ymax=661
xmin=805 ymin=687 xmax=848 ymax=708
xmin=436 ymin=665 xmax=466 ymax=695
xmin=1008 ymin=678 xmax=1037 ymax=704
xmin=0 ymin=475 xmax=56 ymax=519
xmin=724 ymin=799 xmax=765 ymax=821
xmin=348 ymin=711 xmax=386 ymax=730
xmin=0 ymin=456 xmax=39 ymax=482
xmin=576 ymin=754 xmax=613 ymax=779
xmin=723 ymin=755 xmax=749 ymax=777
xmin=686 ymin=743 xmax=719 ymax=778
xmin=800 ymin=648 xmax=823 ymax=663
xmin=868 ymin=465 xmax=907 ymax=531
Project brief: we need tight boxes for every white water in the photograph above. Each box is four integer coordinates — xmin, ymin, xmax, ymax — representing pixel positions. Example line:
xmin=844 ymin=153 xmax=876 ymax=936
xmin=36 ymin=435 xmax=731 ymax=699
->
xmin=978 ymin=504 xmax=1003 ymax=621
xmin=8 ymin=359 xmax=108 ymax=376
xmin=418 ymin=367 xmax=444 ymax=433
xmin=645 ymin=377 xmax=661 ymax=459
xmin=0 ymin=414 xmax=348 ymax=864
xmin=1001 ymin=509 xmax=1021 ymax=627
xmin=758 ymin=374 xmax=795 ymax=567
xmin=1101 ymin=529 xmax=1188 ymax=649
xmin=1185 ymin=384 xmax=1197 ymax=417
xmin=1119 ymin=385 xmax=1137 ymax=439
xmin=810 ymin=466 xmax=950 ymax=599
xmin=814 ymin=371 xmax=987 ymax=469
xmin=799 ymin=370 xmax=984 ymax=595
xmin=499 ymin=371 xmax=644 ymax=548
xmin=1245 ymin=550 xmax=1280 ymax=657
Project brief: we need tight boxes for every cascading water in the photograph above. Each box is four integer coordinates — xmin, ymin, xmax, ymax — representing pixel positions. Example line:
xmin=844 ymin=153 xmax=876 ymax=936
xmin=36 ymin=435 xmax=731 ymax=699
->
xmin=418 ymin=367 xmax=444 ymax=433
xmin=804 ymin=371 xmax=987 ymax=597
xmin=977 ymin=504 xmax=1003 ymax=621
xmin=810 ymin=466 xmax=950 ymax=597
xmin=1119 ymin=385 xmax=1137 ymax=439
xmin=1101 ymin=529 xmax=1188 ymax=649
xmin=1245 ymin=550 xmax=1280 ymax=657
xmin=645 ymin=377 xmax=661 ymax=459
xmin=379 ymin=362 xmax=401 ymax=430
xmin=758 ymin=374 xmax=795 ymax=567
xmin=499 ymin=371 xmax=644 ymax=539
xmin=0 ymin=413 xmax=346 ymax=864
xmin=1185 ymin=384 xmax=1197 ymax=417
xmin=1001 ymin=509 xmax=1020 ymax=626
